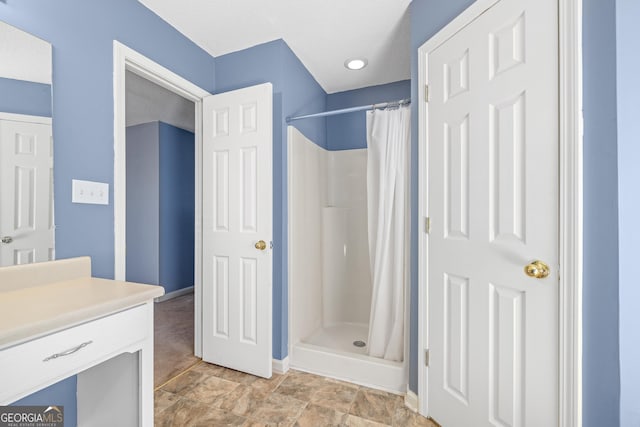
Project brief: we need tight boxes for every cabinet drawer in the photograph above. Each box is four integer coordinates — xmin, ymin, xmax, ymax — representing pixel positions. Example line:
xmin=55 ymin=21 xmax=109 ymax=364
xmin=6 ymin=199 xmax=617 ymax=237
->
xmin=0 ymin=304 xmax=149 ymax=404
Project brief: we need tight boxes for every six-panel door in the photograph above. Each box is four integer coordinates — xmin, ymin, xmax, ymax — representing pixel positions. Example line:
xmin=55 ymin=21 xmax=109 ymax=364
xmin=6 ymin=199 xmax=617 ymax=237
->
xmin=427 ymin=0 xmax=559 ymax=425
xmin=202 ymin=83 xmax=273 ymax=378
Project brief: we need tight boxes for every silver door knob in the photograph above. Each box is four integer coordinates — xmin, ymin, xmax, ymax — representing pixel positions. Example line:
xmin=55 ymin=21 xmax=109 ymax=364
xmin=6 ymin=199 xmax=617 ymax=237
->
xmin=1 ymin=236 xmax=13 ymax=244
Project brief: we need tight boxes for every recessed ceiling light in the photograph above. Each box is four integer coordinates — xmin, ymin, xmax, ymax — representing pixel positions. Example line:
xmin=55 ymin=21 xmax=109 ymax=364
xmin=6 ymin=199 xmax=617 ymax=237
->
xmin=344 ymin=58 xmax=368 ymax=70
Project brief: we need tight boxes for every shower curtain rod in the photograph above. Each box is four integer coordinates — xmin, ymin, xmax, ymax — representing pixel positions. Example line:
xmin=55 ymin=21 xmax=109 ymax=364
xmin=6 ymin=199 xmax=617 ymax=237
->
xmin=286 ymin=98 xmax=410 ymax=123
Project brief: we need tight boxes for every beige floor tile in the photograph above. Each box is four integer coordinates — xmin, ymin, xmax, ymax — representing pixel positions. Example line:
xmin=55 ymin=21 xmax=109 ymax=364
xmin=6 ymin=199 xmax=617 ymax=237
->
xmin=293 ymin=403 xmax=347 ymax=427
xmin=248 ymin=393 xmax=308 ymax=426
xmin=216 ymin=366 xmax=262 ymax=385
xmin=156 ymin=352 xmax=432 ymax=427
xmin=190 ymin=360 xmax=226 ymax=377
xmin=274 ymin=370 xmax=325 ymax=401
xmin=161 ymin=370 xmax=206 ymax=395
xmin=389 ymin=399 xmax=438 ymax=427
xmin=310 ymin=378 xmax=359 ymax=412
xmin=288 ymin=369 xmax=326 ymax=382
xmin=155 ymin=397 xmax=246 ymax=427
xmin=180 ymin=374 xmax=239 ymax=405
xmin=349 ymin=389 xmax=402 ymax=425
xmin=215 ymin=385 xmax=269 ymax=417
xmin=250 ymin=372 xmax=288 ymax=397
xmin=191 ymin=407 xmax=248 ymax=427
xmin=344 ymin=414 xmax=391 ymax=427
xmin=411 ymin=415 xmax=439 ymax=427
xmin=154 ymin=389 xmax=180 ymax=415
xmin=391 ymin=402 xmax=414 ymax=426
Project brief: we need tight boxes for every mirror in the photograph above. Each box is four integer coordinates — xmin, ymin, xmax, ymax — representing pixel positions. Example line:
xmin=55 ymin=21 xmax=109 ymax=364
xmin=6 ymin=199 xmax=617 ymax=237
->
xmin=0 ymin=21 xmax=53 ymax=266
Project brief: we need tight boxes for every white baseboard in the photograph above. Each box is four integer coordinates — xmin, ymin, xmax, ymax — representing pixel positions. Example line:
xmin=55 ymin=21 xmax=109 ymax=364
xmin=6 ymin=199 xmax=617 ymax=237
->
xmin=155 ymin=286 xmax=194 ymax=302
xmin=272 ymin=357 xmax=290 ymax=374
xmin=405 ymin=387 xmax=419 ymax=412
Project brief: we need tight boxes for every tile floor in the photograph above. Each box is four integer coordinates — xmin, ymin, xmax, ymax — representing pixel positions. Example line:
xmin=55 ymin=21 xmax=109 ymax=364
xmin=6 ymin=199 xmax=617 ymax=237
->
xmin=155 ymin=362 xmax=437 ymax=427
xmin=154 ymin=294 xmax=435 ymax=426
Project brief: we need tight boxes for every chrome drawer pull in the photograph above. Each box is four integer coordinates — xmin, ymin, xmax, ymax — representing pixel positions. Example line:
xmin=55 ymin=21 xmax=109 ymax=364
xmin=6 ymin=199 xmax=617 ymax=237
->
xmin=43 ymin=341 xmax=93 ymax=362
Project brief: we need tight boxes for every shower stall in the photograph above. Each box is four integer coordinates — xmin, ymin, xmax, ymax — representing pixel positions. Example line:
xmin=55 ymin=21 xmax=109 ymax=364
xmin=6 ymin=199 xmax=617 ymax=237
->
xmin=287 ymin=114 xmax=409 ymax=393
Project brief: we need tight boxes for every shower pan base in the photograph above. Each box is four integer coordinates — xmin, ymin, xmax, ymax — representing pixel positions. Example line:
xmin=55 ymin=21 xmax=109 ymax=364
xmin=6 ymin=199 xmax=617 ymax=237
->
xmin=303 ymin=323 xmax=369 ymax=355
xmin=291 ymin=323 xmax=406 ymax=393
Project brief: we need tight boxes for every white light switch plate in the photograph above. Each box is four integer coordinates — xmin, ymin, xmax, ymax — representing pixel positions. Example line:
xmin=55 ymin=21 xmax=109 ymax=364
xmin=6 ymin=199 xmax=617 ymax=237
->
xmin=72 ymin=179 xmax=109 ymax=205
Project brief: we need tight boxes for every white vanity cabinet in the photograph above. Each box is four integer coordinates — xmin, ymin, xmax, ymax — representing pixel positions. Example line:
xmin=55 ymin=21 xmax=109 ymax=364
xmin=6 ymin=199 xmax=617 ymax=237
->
xmin=0 ymin=257 xmax=164 ymax=426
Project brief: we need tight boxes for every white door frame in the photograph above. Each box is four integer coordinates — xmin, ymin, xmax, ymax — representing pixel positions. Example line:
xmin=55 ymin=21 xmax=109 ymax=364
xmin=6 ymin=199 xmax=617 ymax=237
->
xmin=113 ymin=41 xmax=210 ymax=356
xmin=417 ymin=0 xmax=583 ymax=426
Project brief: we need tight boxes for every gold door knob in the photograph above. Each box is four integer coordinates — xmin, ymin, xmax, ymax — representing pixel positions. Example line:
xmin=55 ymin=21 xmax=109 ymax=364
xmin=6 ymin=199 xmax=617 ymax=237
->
xmin=255 ymin=240 xmax=267 ymax=251
xmin=524 ymin=260 xmax=550 ymax=279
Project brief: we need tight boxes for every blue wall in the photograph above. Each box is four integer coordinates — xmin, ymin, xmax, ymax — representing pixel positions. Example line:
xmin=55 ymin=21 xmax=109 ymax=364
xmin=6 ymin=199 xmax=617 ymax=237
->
xmin=0 ymin=77 xmax=51 ymax=117
xmin=126 ymin=122 xmax=195 ymax=294
xmin=326 ymin=80 xmax=410 ymax=151
xmin=126 ymin=122 xmax=160 ymax=285
xmin=582 ymin=0 xmax=621 ymax=425
xmin=0 ymin=1 xmax=215 ymax=422
xmin=0 ymin=0 xmax=215 ymax=280
xmin=409 ymin=0 xmax=476 ymax=394
xmin=159 ymin=122 xmax=195 ymax=294
xmin=616 ymin=0 xmax=640 ymax=425
xmin=216 ymin=39 xmax=327 ymax=359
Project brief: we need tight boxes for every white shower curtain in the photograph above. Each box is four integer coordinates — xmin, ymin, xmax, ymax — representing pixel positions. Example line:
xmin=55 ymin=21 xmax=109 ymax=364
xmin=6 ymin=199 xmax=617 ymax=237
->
xmin=366 ymin=105 xmax=410 ymax=362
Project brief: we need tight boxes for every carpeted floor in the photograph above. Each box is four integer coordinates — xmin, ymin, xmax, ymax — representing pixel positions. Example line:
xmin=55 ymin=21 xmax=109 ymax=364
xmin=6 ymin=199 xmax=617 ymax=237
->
xmin=154 ymin=292 xmax=200 ymax=387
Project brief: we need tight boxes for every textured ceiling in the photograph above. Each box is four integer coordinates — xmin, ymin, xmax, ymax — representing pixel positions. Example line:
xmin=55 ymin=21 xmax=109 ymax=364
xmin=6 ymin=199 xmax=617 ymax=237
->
xmin=138 ymin=0 xmax=411 ymax=93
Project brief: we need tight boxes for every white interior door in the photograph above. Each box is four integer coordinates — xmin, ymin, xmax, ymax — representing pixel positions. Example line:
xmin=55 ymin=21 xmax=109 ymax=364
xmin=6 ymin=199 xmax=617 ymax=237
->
xmin=426 ymin=0 xmax=559 ymax=425
xmin=202 ymin=83 xmax=273 ymax=378
xmin=0 ymin=116 xmax=54 ymax=267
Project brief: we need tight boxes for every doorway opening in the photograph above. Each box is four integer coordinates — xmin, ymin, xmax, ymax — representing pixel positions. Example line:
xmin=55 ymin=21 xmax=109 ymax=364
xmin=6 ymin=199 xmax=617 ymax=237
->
xmin=113 ymin=41 xmax=210 ymax=361
xmin=125 ymin=70 xmax=197 ymax=385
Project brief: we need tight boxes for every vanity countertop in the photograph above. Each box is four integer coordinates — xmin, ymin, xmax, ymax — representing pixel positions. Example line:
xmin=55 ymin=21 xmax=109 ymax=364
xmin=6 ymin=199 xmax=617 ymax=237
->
xmin=0 ymin=276 xmax=164 ymax=350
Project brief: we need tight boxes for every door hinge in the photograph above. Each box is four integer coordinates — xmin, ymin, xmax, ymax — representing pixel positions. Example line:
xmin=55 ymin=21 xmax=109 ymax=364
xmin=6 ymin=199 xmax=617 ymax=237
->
xmin=424 ymin=85 xmax=430 ymax=102
xmin=425 ymin=349 xmax=429 ymax=366
xmin=425 ymin=217 xmax=431 ymax=234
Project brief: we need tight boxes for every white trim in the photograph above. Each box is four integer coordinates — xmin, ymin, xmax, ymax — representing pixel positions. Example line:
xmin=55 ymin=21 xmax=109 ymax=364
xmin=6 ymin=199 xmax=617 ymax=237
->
xmin=154 ymin=286 xmax=194 ymax=303
xmin=405 ymin=388 xmax=419 ymax=413
xmin=417 ymin=27 xmax=429 ymax=417
xmin=113 ymin=41 xmax=210 ymax=357
xmin=416 ymin=0 xmax=582 ymax=425
xmin=286 ymin=126 xmax=294 ymax=360
xmin=0 ymin=112 xmax=52 ymax=124
xmin=558 ymin=0 xmax=583 ymax=425
xmin=272 ymin=357 xmax=290 ymax=375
